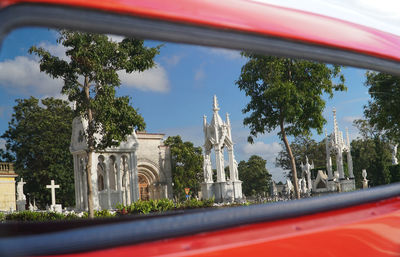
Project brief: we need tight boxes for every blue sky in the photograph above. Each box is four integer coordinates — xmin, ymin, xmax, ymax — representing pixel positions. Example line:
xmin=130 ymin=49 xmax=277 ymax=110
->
xmin=0 ymin=27 xmax=371 ymax=182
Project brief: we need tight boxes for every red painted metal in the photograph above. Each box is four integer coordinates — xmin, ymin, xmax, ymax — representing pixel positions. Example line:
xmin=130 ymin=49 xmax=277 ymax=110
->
xmin=52 ymin=197 xmax=400 ymax=257
xmin=1 ymin=1 xmax=400 ymax=256
xmin=1 ymin=0 xmax=400 ymax=63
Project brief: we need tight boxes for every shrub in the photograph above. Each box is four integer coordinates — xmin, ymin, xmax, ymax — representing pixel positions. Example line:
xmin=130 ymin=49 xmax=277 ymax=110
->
xmin=0 ymin=212 xmax=5 ymax=222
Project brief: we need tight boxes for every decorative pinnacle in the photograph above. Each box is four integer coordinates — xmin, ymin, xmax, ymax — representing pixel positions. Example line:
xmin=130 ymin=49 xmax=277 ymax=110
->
xmin=346 ymin=127 xmax=350 ymax=146
xmin=226 ymin=113 xmax=230 ymax=126
xmin=333 ymin=107 xmax=338 ymax=144
xmin=213 ymin=95 xmax=220 ymax=112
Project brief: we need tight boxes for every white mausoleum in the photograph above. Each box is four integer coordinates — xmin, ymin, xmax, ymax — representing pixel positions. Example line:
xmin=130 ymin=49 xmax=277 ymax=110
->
xmin=202 ymin=96 xmax=243 ymax=202
xmin=70 ymin=117 xmax=173 ymax=210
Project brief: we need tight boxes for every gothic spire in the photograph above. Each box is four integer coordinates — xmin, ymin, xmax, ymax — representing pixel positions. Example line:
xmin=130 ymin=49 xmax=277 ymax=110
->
xmin=213 ymin=95 xmax=220 ymax=112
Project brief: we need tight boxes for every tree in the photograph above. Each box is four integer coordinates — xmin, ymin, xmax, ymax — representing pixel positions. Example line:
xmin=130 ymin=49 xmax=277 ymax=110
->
xmin=1 ymin=97 xmax=74 ymax=208
xmin=364 ymin=72 xmax=400 ymax=143
xmin=351 ymin=119 xmax=392 ymax=187
xmin=238 ymin=155 xmax=272 ymax=197
xmin=164 ymin=136 xmax=203 ymax=201
xmin=236 ymin=54 xmax=345 ymax=198
xmin=275 ymin=135 xmax=326 ymax=179
xmin=29 ymin=31 xmax=159 ymax=217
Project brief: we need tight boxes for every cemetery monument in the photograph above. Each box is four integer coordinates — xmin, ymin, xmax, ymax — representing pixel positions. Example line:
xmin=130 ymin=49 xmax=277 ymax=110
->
xmin=201 ymin=95 xmax=243 ymax=202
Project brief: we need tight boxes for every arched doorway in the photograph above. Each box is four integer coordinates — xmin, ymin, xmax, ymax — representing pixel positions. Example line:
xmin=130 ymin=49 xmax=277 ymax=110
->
xmin=138 ymin=174 xmax=150 ymax=201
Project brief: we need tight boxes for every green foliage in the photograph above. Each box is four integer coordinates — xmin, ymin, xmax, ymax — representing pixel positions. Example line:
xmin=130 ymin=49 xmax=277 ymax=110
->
xmin=29 ymin=30 xmax=160 ymax=217
xmin=1 ymin=97 xmax=74 ymax=208
xmin=164 ymin=136 xmax=203 ymax=201
xmin=352 ymin=119 xmax=393 ymax=187
xmin=236 ymin=54 xmax=346 ymax=197
xmin=238 ymin=155 xmax=272 ymax=197
xmin=116 ymin=198 xmax=214 ymax=215
xmin=0 ymin=212 xmax=5 ymax=222
xmin=364 ymin=72 xmax=400 ymax=142
xmin=29 ymin=30 xmax=154 ymax=150
xmin=389 ymin=165 xmax=400 ymax=183
xmin=5 ymin=211 xmax=65 ymax=222
xmin=275 ymin=135 xmax=326 ymax=179
xmin=236 ymin=55 xmax=346 ymax=141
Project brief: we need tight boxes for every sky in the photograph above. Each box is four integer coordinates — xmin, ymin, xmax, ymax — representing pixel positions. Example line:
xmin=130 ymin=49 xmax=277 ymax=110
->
xmin=0 ymin=26 xmax=371 ymax=182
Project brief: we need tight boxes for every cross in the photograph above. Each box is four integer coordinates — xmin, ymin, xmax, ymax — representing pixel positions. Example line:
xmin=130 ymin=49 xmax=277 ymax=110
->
xmin=46 ymin=180 xmax=60 ymax=206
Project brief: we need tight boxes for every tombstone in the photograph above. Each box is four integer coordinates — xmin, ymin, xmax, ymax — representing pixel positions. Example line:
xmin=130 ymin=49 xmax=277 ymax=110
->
xmin=46 ymin=180 xmax=62 ymax=213
xmin=16 ymin=178 xmax=27 ymax=211
xmin=362 ymin=169 xmax=369 ymax=189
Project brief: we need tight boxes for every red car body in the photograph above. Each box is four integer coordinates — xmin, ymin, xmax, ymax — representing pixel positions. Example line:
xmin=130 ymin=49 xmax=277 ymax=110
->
xmin=0 ymin=1 xmax=400 ymax=256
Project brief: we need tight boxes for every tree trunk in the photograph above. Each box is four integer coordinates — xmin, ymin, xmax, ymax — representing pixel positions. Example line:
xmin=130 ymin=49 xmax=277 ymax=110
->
xmin=86 ymin=150 xmax=94 ymax=218
xmin=84 ymin=76 xmax=95 ymax=218
xmin=280 ymin=119 xmax=300 ymax=199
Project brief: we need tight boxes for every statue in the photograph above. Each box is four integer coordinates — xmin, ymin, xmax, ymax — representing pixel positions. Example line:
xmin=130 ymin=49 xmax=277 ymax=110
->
xmin=362 ymin=169 xmax=369 ymax=189
xmin=301 ymin=156 xmax=314 ymax=192
xmin=203 ymin=155 xmax=213 ymax=183
xmin=390 ymin=143 xmax=398 ymax=165
xmin=17 ymin=178 xmax=26 ymax=201
xmin=301 ymin=179 xmax=307 ymax=196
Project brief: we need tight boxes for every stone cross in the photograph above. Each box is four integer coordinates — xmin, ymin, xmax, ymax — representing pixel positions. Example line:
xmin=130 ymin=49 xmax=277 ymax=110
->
xmin=46 ymin=180 xmax=60 ymax=206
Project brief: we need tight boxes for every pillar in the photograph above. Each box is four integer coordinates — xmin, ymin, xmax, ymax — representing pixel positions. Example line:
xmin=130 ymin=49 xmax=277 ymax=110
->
xmin=215 ymin=147 xmax=225 ymax=182
xmin=228 ymin=149 xmax=235 ymax=181
xmin=116 ymin=155 xmax=122 ymax=205
xmin=90 ymin=152 xmax=100 ymax=210
xmin=105 ymin=155 xmax=112 ymax=209
xmin=347 ymin=151 xmax=354 ymax=179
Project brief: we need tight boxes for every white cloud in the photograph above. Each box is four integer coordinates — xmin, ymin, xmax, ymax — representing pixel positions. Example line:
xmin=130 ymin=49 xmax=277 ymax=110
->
xmin=194 ymin=69 xmax=205 ymax=81
xmin=37 ymin=42 xmax=69 ymax=61
xmin=0 ymin=139 xmax=5 ymax=150
xmin=162 ymin=55 xmax=182 ymax=67
xmin=118 ymin=63 xmax=170 ymax=93
xmin=209 ymin=48 xmax=242 ymax=60
xmin=0 ymin=56 xmax=63 ymax=96
xmin=243 ymin=141 xmax=282 ymax=156
xmin=342 ymin=116 xmax=361 ymax=124
xmin=107 ymin=34 xmax=124 ymax=43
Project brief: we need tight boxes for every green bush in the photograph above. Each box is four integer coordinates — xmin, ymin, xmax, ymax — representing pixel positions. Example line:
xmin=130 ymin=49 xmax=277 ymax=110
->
xmin=5 ymin=211 xmax=65 ymax=222
xmin=0 ymin=212 xmax=5 ymax=222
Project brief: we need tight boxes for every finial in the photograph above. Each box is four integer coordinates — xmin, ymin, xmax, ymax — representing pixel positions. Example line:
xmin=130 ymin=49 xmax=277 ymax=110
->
xmin=226 ymin=113 xmax=230 ymax=126
xmin=213 ymin=95 xmax=220 ymax=112
xmin=346 ymin=127 xmax=350 ymax=146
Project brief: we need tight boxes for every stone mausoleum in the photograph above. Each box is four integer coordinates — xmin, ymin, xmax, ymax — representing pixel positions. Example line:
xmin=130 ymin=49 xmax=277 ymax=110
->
xmin=70 ymin=117 xmax=173 ymax=210
xmin=202 ymin=96 xmax=243 ymax=202
xmin=0 ymin=162 xmax=17 ymax=211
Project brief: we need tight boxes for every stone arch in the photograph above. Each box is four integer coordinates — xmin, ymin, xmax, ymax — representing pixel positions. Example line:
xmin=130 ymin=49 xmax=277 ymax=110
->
xmin=109 ymin=155 xmax=117 ymax=191
xmin=138 ymin=161 xmax=161 ymax=200
xmin=97 ymin=155 xmax=105 ymax=191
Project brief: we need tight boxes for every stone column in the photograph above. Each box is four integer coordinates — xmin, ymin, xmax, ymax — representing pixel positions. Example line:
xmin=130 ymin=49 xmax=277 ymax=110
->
xmin=347 ymin=151 xmax=354 ymax=179
xmin=228 ymin=149 xmax=235 ymax=181
xmin=336 ymin=150 xmax=345 ymax=179
xmin=90 ymin=152 xmax=100 ymax=210
xmin=73 ymin=154 xmax=80 ymax=210
xmin=81 ymin=156 xmax=88 ymax=210
xmin=129 ymin=152 xmax=139 ymax=203
xmin=325 ymin=132 xmax=333 ymax=180
xmin=105 ymin=155 xmax=112 ymax=209
xmin=116 ymin=155 xmax=122 ymax=205
xmin=215 ymin=147 xmax=225 ymax=182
